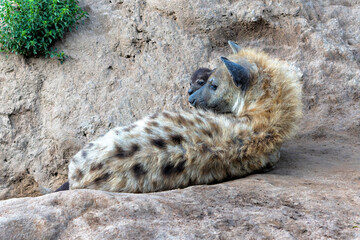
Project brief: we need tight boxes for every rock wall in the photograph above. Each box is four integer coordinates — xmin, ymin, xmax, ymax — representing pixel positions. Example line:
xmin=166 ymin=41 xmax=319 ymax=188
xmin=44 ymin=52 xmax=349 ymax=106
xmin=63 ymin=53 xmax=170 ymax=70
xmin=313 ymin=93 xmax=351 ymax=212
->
xmin=0 ymin=0 xmax=359 ymax=201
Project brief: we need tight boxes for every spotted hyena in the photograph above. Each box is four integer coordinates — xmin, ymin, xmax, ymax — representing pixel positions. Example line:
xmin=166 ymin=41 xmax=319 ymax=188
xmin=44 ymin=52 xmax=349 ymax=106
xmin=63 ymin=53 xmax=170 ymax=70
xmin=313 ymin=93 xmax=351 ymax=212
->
xmin=188 ymin=68 xmax=214 ymax=95
xmin=65 ymin=44 xmax=302 ymax=193
xmin=187 ymin=41 xmax=241 ymax=96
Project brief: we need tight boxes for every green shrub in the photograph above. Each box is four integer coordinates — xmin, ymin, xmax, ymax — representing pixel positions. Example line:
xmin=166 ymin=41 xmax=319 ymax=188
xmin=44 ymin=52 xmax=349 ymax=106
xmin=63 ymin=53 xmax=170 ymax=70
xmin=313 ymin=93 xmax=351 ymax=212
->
xmin=0 ymin=0 xmax=88 ymax=62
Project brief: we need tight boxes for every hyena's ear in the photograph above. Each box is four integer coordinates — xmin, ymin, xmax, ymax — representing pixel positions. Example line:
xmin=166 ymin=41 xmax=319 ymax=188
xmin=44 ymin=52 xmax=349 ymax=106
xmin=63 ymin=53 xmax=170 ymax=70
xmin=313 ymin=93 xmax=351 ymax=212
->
xmin=220 ymin=57 xmax=250 ymax=91
xmin=228 ymin=40 xmax=241 ymax=54
xmin=206 ymin=68 xmax=216 ymax=77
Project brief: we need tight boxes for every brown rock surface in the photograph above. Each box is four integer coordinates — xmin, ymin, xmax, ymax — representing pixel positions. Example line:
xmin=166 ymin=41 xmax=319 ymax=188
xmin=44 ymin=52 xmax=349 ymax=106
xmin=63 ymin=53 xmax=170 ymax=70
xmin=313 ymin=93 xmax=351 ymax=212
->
xmin=0 ymin=0 xmax=359 ymax=238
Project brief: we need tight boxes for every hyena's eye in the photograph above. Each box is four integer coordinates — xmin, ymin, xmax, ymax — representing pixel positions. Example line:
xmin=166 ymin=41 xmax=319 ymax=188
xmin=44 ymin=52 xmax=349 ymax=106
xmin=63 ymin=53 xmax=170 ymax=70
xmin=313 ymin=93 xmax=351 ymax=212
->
xmin=197 ymin=79 xmax=205 ymax=86
xmin=210 ymin=84 xmax=217 ymax=91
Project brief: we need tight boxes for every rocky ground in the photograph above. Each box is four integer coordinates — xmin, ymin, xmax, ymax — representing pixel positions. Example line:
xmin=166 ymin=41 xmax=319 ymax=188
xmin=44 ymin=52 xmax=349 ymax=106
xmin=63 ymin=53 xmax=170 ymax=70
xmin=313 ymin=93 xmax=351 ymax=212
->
xmin=0 ymin=137 xmax=359 ymax=239
xmin=0 ymin=0 xmax=359 ymax=239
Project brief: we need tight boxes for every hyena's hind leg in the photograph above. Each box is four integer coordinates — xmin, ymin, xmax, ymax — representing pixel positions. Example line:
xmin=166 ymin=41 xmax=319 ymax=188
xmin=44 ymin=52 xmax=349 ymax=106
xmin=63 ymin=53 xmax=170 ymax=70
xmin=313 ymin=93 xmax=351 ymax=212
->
xmin=258 ymin=147 xmax=281 ymax=174
xmin=55 ymin=181 xmax=69 ymax=192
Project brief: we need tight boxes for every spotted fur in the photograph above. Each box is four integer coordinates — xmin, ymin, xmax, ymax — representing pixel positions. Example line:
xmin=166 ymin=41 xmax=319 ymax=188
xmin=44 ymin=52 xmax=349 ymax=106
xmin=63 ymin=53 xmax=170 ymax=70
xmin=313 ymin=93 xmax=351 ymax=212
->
xmin=68 ymin=47 xmax=302 ymax=193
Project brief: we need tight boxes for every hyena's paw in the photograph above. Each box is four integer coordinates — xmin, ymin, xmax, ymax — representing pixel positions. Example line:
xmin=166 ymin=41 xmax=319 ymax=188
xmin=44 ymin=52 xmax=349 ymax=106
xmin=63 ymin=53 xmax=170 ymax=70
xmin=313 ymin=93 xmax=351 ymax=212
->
xmin=261 ymin=148 xmax=281 ymax=173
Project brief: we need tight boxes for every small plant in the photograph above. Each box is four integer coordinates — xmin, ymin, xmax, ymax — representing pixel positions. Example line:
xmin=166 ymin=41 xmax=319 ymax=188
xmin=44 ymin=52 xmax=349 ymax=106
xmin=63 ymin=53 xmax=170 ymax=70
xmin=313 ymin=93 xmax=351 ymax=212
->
xmin=0 ymin=0 xmax=88 ymax=62
xmin=353 ymin=222 xmax=360 ymax=229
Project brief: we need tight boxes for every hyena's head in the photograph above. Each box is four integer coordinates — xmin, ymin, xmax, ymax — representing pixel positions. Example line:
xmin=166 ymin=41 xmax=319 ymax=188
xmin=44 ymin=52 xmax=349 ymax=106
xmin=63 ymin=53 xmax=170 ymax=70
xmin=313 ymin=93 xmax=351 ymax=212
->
xmin=188 ymin=41 xmax=241 ymax=97
xmin=188 ymin=68 xmax=214 ymax=95
xmin=188 ymin=56 xmax=255 ymax=114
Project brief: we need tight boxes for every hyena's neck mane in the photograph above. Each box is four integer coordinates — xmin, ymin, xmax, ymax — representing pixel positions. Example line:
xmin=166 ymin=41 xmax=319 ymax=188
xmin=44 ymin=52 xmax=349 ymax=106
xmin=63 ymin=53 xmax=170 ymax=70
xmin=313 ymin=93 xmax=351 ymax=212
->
xmin=230 ymin=48 xmax=302 ymax=155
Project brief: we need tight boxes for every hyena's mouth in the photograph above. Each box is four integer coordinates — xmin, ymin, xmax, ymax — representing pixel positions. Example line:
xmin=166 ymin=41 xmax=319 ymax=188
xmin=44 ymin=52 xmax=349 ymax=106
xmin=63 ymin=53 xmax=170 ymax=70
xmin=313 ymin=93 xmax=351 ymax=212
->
xmin=189 ymin=98 xmax=207 ymax=110
xmin=190 ymin=100 xmax=233 ymax=115
xmin=188 ymin=97 xmax=197 ymax=107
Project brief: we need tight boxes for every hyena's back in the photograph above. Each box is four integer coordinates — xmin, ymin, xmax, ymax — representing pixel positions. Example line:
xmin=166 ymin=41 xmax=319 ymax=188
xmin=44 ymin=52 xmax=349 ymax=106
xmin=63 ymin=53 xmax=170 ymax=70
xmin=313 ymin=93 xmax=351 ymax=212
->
xmin=69 ymin=111 xmax=270 ymax=192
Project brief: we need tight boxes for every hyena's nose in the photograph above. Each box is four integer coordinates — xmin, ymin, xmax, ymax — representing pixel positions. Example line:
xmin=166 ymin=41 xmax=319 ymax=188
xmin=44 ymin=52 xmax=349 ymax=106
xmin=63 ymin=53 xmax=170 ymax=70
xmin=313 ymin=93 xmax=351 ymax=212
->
xmin=188 ymin=95 xmax=196 ymax=106
xmin=188 ymin=89 xmax=194 ymax=95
